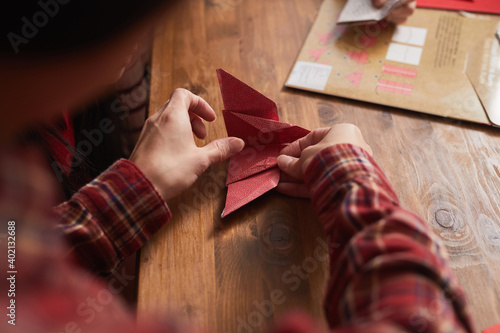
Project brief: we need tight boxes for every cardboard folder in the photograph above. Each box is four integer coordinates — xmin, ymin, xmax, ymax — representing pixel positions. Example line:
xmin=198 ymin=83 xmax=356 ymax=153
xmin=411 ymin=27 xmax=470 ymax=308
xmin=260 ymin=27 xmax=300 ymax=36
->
xmin=286 ymin=0 xmax=500 ymax=127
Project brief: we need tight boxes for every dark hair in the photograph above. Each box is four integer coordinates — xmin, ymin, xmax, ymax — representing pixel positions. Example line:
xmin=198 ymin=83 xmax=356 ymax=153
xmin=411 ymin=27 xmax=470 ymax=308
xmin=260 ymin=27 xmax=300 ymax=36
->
xmin=0 ymin=0 xmax=173 ymax=58
xmin=6 ymin=0 xmax=167 ymax=196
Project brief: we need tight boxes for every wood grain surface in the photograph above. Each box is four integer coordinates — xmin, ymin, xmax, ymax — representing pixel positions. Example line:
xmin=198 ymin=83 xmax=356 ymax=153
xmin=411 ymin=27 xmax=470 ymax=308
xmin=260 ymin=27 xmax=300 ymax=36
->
xmin=137 ymin=1 xmax=500 ymax=331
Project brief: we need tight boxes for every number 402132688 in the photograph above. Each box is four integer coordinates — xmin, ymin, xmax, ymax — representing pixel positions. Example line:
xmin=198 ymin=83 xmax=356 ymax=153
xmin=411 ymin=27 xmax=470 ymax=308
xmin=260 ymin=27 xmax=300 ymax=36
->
xmin=7 ymin=220 xmax=15 ymax=270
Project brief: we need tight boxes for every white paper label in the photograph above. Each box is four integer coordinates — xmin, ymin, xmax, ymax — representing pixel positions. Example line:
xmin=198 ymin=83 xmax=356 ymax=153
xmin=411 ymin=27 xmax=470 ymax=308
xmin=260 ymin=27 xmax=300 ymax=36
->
xmin=386 ymin=43 xmax=423 ymax=66
xmin=287 ymin=61 xmax=333 ymax=91
xmin=392 ymin=26 xmax=428 ymax=46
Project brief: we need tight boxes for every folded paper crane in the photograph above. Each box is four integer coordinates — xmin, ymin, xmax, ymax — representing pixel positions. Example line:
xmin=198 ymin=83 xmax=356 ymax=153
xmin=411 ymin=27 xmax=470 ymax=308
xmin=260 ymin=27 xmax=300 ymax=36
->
xmin=217 ymin=69 xmax=310 ymax=217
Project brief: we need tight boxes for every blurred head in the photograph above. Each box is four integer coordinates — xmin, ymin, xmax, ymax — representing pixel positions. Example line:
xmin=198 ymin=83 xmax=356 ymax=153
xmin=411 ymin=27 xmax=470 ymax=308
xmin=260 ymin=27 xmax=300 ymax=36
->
xmin=0 ymin=0 xmax=176 ymax=143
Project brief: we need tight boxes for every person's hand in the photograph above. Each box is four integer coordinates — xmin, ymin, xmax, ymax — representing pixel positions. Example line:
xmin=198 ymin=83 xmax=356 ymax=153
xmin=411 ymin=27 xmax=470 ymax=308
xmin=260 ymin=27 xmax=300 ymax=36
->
xmin=373 ymin=0 xmax=416 ymax=25
xmin=129 ymin=88 xmax=245 ymax=201
xmin=276 ymin=123 xmax=372 ymax=198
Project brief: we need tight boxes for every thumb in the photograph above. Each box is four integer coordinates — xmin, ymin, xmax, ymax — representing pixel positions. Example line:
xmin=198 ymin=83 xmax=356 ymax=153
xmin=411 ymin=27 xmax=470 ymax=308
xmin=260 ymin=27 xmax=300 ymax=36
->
xmin=277 ymin=155 xmax=303 ymax=180
xmin=373 ymin=0 xmax=385 ymax=7
xmin=203 ymin=137 xmax=245 ymax=165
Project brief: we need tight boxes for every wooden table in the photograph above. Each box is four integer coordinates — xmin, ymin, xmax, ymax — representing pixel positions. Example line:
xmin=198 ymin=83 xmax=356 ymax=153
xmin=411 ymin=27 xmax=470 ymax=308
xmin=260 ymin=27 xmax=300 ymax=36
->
xmin=137 ymin=1 xmax=500 ymax=331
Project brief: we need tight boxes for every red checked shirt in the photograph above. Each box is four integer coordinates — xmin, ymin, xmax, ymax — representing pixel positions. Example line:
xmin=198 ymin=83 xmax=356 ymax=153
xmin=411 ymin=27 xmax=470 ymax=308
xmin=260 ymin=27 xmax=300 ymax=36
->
xmin=0 ymin=144 xmax=473 ymax=333
xmin=54 ymin=159 xmax=171 ymax=274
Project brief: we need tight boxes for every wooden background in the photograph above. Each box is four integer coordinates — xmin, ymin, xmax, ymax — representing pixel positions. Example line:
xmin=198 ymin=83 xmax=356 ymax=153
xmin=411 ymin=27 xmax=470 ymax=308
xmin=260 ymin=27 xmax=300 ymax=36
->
xmin=137 ymin=0 xmax=500 ymax=331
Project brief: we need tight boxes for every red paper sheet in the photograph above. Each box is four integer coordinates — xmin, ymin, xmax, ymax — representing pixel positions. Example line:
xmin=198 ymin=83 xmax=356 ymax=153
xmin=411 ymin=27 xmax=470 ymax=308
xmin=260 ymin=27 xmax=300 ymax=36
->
xmin=217 ymin=69 xmax=310 ymax=217
xmin=483 ymin=322 xmax=500 ymax=333
xmin=417 ymin=0 xmax=500 ymax=14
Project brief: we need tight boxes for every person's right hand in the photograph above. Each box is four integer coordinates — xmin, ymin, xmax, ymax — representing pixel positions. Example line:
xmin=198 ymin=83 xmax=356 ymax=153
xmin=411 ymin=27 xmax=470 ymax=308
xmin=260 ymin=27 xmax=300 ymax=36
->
xmin=129 ymin=88 xmax=245 ymax=201
xmin=373 ymin=0 xmax=416 ymax=25
xmin=276 ymin=123 xmax=372 ymax=198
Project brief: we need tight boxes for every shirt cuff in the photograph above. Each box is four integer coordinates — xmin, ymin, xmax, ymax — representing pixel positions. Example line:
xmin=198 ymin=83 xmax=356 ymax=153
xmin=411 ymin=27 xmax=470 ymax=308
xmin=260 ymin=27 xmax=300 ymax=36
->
xmin=89 ymin=159 xmax=171 ymax=258
xmin=304 ymin=143 xmax=399 ymax=226
xmin=60 ymin=158 xmax=171 ymax=272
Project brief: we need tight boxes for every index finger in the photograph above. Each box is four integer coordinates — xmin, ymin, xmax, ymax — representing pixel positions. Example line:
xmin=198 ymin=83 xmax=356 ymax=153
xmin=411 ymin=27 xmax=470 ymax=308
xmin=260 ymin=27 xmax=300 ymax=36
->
xmin=280 ymin=127 xmax=331 ymax=157
xmin=163 ymin=88 xmax=216 ymax=122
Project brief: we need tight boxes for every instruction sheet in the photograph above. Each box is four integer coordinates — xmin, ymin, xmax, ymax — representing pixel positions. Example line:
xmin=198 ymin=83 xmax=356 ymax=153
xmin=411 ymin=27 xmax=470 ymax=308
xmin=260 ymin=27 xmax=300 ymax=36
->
xmin=286 ymin=0 xmax=500 ymax=127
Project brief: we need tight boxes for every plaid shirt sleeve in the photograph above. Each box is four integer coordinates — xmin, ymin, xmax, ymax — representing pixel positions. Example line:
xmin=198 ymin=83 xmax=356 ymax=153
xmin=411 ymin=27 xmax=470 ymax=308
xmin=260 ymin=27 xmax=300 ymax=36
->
xmin=1 ymin=144 xmax=477 ymax=333
xmin=54 ymin=159 xmax=171 ymax=275
xmin=294 ymin=143 xmax=474 ymax=332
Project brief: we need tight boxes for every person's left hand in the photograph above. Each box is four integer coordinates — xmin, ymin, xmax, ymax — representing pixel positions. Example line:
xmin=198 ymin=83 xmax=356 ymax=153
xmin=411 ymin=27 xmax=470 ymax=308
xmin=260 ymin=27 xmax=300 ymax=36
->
xmin=373 ymin=0 xmax=416 ymax=24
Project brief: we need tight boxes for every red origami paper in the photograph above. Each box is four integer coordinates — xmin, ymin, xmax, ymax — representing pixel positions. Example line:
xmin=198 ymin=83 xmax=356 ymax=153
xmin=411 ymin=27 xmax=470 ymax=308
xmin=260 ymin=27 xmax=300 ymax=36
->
xmin=417 ymin=0 xmax=500 ymax=15
xmin=217 ymin=69 xmax=310 ymax=217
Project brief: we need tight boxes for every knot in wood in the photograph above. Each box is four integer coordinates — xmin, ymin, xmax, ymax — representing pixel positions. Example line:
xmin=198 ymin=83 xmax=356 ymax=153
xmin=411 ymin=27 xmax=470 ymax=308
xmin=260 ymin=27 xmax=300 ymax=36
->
xmin=317 ymin=105 xmax=338 ymax=121
xmin=435 ymin=209 xmax=455 ymax=228
xmin=268 ymin=223 xmax=291 ymax=249
xmin=259 ymin=210 xmax=297 ymax=265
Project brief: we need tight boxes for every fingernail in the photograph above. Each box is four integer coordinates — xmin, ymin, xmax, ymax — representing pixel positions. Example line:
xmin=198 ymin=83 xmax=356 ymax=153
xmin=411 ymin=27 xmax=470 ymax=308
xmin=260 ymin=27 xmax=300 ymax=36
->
xmin=277 ymin=155 xmax=293 ymax=168
xmin=229 ymin=138 xmax=245 ymax=153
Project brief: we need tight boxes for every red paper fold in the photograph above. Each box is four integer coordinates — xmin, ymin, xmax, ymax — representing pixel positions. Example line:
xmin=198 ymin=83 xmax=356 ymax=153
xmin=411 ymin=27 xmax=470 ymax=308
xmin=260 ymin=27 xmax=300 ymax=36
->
xmin=217 ymin=69 xmax=310 ymax=217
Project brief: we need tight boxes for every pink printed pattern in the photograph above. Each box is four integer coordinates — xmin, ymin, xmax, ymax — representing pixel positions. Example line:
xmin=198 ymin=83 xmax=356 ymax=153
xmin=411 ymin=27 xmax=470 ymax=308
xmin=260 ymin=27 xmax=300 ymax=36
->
xmin=358 ymin=22 xmax=389 ymax=48
xmin=382 ymin=64 xmax=417 ymax=78
xmin=318 ymin=32 xmax=336 ymax=46
xmin=377 ymin=79 xmax=413 ymax=95
xmin=309 ymin=48 xmax=327 ymax=62
xmin=346 ymin=71 xmax=363 ymax=88
xmin=347 ymin=50 xmax=369 ymax=65
xmin=358 ymin=34 xmax=377 ymax=48
xmin=317 ymin=26 xmax=347 ymax=45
